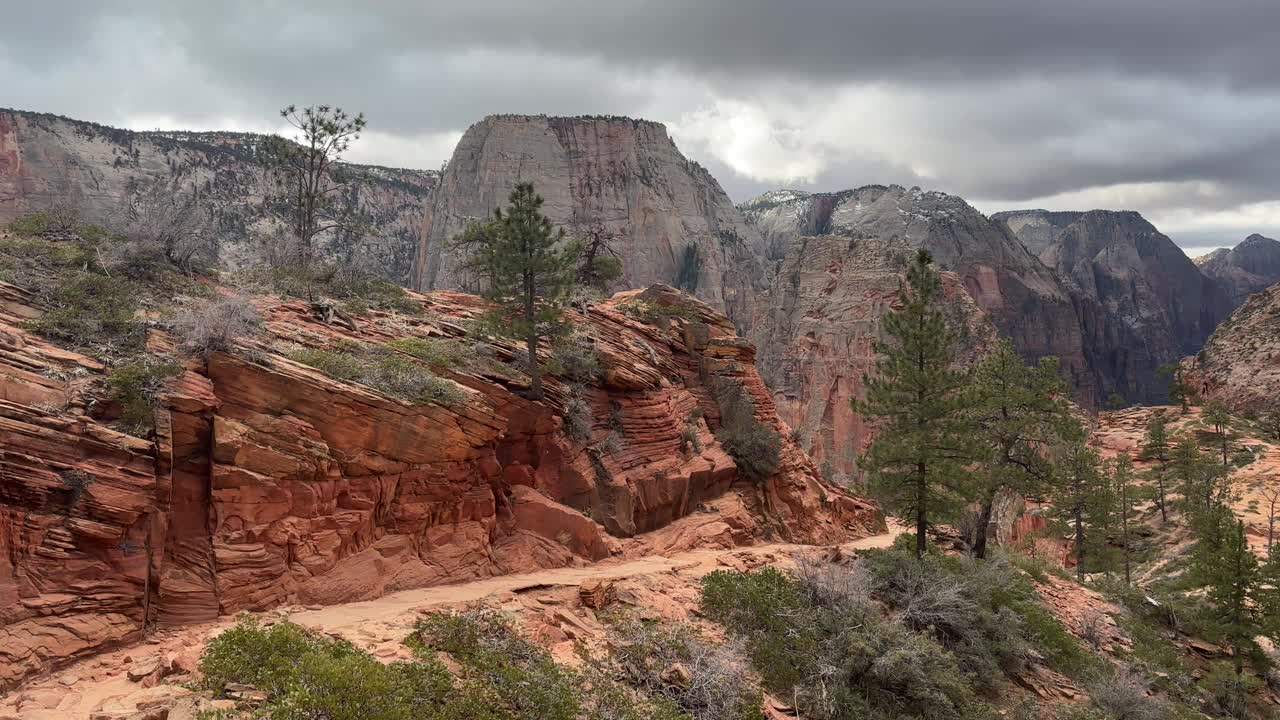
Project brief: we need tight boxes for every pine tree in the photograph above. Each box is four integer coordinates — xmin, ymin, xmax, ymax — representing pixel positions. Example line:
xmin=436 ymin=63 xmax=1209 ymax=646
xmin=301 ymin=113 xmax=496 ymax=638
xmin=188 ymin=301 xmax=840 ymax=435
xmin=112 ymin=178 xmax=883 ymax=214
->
xmin=1204 ymin=401 xmax=1236 ymax=470
xmin=575 ymin=223 xmax=624 ymax=293
xmin=1109 ymin=455 xmax=1138 ymax=585
xmin=1190 ymin=504 xmax=1277 ymax=697
xmin=1138 ymin=409 xmax=1172 ymax=522
xmin=1049 ymin=444 xmax=1103 ymax=581
xmin=262 ymin=104 xmax=368 ymax=267
xmin=449 ymin=183 xmax=581 ymax=400
xmin=1172 ymin=434 xmax=1232 ymax=517
xmin=857 ymin=250 xmax=976 ymax=559
xmin=967 ymin=338 xmax=1078 ymax=558
xmin=1158 ymin=363 xmax=1196 ymax=413
xmin=1258 ymin=403 xmax=1280 ymax=443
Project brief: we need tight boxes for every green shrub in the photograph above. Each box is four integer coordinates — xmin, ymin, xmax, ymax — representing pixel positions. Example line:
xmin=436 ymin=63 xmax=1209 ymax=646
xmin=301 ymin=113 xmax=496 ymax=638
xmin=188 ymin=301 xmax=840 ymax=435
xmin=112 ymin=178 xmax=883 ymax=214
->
xmin=198 ymin=618 xmax=458 ymax=720
xmin=1202 ymin=661 xmax=1261 ymax=719
xmin=700 ymin=566 xmax=992 ymax=720
xmin=388 ymin=336 xmax=467 ymax=367
xmin=241 ymin=265 xmax=420 ymax=316
xmin=708 ymin=378 xmax=781 ymax=483
xmin=1083 ymin=666 xmax=1167 ymax=720
xmin=199 ymin=618 xmax=358 ymax=696
xmin=286 ymin=343 xmax=464 ymax=407
xmin=27 ymin=272 xmax=144 ymax=352
xmin=679 ymin=423 xmax=702 ymax=455
xmin=548 ymin=332 xmax=601 ymax=383
xmin=617 ymin=299 xmax=694 ymax=325
xmin=58 ymin=469 xmax=93 ymax=510
xmin=717 ymin=422 xmax=782 ymax=484
xmin=412 ymin=609 xmax=580 ymax=720
xmin=562 ymin=387 xmax=592 ymax=442
xmin=860 ymin=548 xmax=1031 ymax=687
xmin=106 ymin=358 xmax=182 ymax=436
xmin=700 ymin=567 xmax=820 ymax=692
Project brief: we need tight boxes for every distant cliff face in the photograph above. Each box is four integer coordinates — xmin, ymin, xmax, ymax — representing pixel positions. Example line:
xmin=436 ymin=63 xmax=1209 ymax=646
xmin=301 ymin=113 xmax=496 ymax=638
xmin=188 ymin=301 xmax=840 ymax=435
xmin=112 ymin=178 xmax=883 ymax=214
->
xmin=741 ymin=186 xmax=1094 ymax=401
xmin=413 ymin=115 xmax=767 ymax=325
xmin=1197 ymin=233 xmax=1280 ymax=308
xmin=996 ymin=209 xmax=1231 ymax=404
xmin=1184 ymin=282 xmax=1280 ymax=412
xmin=750 ymin=235 xmax=996 ymax=475
xmin=0 ymin=110 xmax=436 ymax=284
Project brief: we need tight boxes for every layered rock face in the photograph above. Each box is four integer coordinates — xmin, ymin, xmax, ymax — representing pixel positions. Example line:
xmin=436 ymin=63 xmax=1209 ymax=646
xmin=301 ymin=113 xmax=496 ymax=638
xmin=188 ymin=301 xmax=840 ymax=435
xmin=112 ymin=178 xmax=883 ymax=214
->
xmin=0 ymin=110 xmax=436 ymax=283
xmin=412 ymin=115 xmax=767 ymax=325
xmin=750 ymin=235 xmax=996 ymax=474
xmin=1182 ymin=283 xmax=1280 ymax=412
xmin=741 ymin=187 xmax=1093 ymax=400
xmin=996 ymin=209 xmax=1230 ymax=403
xmin=1197 ymin=233 xmax=1280 ymax=308
xmin=0 ymin=276 xmax=880 ymax=689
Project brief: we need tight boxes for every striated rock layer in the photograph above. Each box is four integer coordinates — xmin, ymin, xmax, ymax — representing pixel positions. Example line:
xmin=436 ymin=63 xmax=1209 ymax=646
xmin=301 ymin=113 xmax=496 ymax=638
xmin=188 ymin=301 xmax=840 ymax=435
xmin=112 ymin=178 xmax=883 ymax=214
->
xmin=995 ymin=209 xmax=1230 ymax=404
xmin=741 ymin=186 xmax=1092 ymax=400
xmin=413 ymin=115 xmax=767 ymax=325
xmin=1196 ymin=233 xmax=1280 ymax=309
xmin=0 ymin=109 xmax=436 ymax=284
xmin=1182 ymin=282 xmax=1280 ymax=412
xmin=0 ymin=279 xmax=881 ymax=690
xmin=750 ymin=235 xmax=996 ymax=475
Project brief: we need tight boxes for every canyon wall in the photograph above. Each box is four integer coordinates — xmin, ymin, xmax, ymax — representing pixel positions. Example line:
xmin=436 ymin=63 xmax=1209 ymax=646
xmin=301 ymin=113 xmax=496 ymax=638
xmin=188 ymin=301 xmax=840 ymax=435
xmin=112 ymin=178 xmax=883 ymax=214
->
xmin=996 ymin=209 xmax=1230 ymax=404
xmin=0 ymin=109 xmax=435 ymax=284
xmin=741 ymin=186 xmax=1092 ymax=400
xmin=750 ymin=235 xmax=997 ymax=475
xmin=1196 ymin=233 xmax=1280 ymax=308
xmin=1182 ymin=282 xmax=1280 ymax=412
xmin=0 ymin=273 xmax=880 ymax=689
xmin=413 ymin=115 xmax=767 ymax=325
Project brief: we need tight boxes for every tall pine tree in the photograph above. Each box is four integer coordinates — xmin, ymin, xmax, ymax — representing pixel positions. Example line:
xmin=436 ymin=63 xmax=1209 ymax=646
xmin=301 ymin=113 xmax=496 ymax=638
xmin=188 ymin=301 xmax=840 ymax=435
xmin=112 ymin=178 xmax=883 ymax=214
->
xmin=1049 ymin=443 xmax=1104 ymax=581
xmin=968 ymin=338 xmax=1078 ymax=558
xmin=1190 ymin=503 xmax=1278 ymax=695
xmin=857 ymin=250 xmax=975 ymax=559
xmin=1138 ymin=409 xmax=1172 ymax=522
xmin=1172 ymin=434 xmax=1231 ymax=517
xmin=449 ymin=183 xmax=581 ymax=399
xmin=1109 ymin=455 xmax=1138 ymax=585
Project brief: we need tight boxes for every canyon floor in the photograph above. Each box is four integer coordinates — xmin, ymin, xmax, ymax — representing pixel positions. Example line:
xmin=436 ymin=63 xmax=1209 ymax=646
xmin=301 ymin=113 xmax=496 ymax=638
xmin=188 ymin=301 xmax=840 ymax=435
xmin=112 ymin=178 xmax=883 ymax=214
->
xmin=0 ymin=526 xmax=903 ymax=720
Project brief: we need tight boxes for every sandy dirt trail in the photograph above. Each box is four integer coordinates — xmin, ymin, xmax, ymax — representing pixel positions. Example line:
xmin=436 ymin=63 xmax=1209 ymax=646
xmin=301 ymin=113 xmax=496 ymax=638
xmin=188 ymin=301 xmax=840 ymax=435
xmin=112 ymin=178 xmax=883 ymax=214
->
xmin=1 ymin=528 xmax=900 ymax=720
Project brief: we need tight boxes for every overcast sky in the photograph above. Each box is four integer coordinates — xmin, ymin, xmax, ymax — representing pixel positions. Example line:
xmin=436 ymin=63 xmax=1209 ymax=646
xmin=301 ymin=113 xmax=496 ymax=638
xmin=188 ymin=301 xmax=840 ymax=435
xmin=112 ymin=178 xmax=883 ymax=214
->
xmin=4 ymin=1 xmax=1279 ymax=254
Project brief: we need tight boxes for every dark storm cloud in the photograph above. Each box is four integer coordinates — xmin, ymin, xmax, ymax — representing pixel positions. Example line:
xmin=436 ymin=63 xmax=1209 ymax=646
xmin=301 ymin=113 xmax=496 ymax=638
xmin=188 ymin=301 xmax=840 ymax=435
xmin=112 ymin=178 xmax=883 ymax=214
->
xmin=2 ymin=1 xmax=1279 ymax=249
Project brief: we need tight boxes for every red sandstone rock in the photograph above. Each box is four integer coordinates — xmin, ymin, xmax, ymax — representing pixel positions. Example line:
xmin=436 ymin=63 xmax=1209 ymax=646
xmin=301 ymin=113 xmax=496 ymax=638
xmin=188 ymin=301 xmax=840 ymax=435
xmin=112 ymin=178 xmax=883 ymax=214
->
xmin=0 ymin=282 xmax=882 ymax=690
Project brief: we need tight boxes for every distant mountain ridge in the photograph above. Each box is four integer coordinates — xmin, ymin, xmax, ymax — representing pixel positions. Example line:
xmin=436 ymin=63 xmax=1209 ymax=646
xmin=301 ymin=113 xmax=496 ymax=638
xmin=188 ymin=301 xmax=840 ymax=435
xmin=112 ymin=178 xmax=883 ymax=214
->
xmin=1196 ymin=233 xmax=1280 ymax=307
xmin=994 ymin=208 xmax=1231 ymax=403
xmin=0 ymin=108 xmax=437 ymax=284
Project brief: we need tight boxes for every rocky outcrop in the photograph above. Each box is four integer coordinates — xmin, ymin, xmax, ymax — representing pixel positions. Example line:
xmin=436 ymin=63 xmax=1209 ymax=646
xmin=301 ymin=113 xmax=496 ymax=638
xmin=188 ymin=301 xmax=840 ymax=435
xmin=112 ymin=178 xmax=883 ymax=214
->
xmin=0 ymin=109 xmax=436 ymax=283
xmin=413 ymin=115 xmax=767 ymax=325
xmin=749 ymin=235 xmax=996 ymax=474
xmin=1182 ymin=283 xmax=1280 ymax=413
xmin=995 ymin=209 xmax=1230 ymax=404
xmin=1197 ymin=233 xmax=1280 ymax=308
xmin=741 ymin=187 xmax=1093 ymax=401
xmin=0 ymin=276 xmax=880 ymax=689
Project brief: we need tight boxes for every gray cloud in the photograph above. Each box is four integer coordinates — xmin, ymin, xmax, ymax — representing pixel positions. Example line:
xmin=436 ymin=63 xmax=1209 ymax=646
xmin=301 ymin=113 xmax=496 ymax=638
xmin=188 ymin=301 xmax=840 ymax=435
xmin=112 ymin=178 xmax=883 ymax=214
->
xmin=2 ymin=1 xmax=1279 ymax=251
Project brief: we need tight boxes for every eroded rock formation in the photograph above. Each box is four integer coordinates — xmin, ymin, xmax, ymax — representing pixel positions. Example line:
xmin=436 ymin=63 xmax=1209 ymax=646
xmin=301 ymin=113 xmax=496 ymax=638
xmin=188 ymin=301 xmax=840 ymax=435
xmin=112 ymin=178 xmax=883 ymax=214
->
xmin=749 ymin=235 xmax=996 ymax=474
xmin=413 ymin=115 xmax=767 ymax=324
xmin=0 ymin=278 xmax=880 ymax=689
xmin=996 ymin=209 xmax=1230 ymax=403
xmin=1197 ymin=233 xmax=1280 ymax=308
xmin=1182 ymin=282 xmax=1280 ymax=412
xmin=741 ymin=187 xmax=1091 ymax=401
xmin=0 ymin=109 xmax=435 ymax=283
